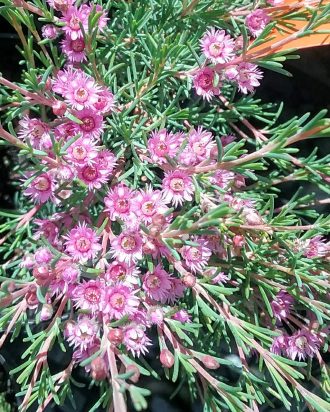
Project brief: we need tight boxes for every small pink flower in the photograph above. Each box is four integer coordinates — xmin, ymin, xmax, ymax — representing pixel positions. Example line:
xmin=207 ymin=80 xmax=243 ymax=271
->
xmin=95 ymin=149 xmax=116 ymax=174
xmin=47 ymin=0 xmax=75 ymax=13
xmin=18 ymin=116 xmax=51 ymax=150
xmin=143 ymin=265 xmax=172 ymax=301
xmin=147 ymin=129 xmax=182 ymax=165
xmin=92 ymin=87 xmax=115 ymax=114
xmin=287 ymin=330 xmax=320 ymax=360
xmin=232 ymin=63 xmax=263 ymax=94
xmin=24 ymin=172 xmax=55 ymax=204
xmin=61 ymin=36 xmax=87 ymax=62
xmin=165 ymin=278 xmax=185 ymax=304
xmin=148 ymin=306 xmax=164 ymax=326
xmin=65 ymin=137 xmax=99 ymax=165
xmin=34 ymin=219 xmax=59 ymax=245
xmin=73 ymin=108 xmax=104 ymax=139
xmin=41 ymin=24 xmax=59 ymax=40
xmin=50 ymin=259 xmax=79 ymax=296
xmin=105 ymin=260 xmax=139 ymax=287
xmin=271 ymin=291 xmax=294 ymax=322
xmin=193 ymin=67 xmax=220 ymax=101
xmin=102 ymin=284 xmax=139 ymax=320
xmin=200 ymin=28 xmax=235 ymax=64
xmin=60 ymin=5 xmax=89 ymax=40
xmin=245 ymin=9 xmax=271 ymax=37
xmin=179 ymin=127 xmax=214 ymax=166
xmin=180 ymin=237 xmax=212 ymax=273
xmin=104 ymin=183 xmax=137 ymax=222
xmin=304 ymin=236 xmax=329 ymax=258
xmin=64 ymin=222 xmax=101 ymax=262
xmin=34 ymin=248 xmax=53 ymax=264
xmin=77 ymin=163 xmax=111 ymax=190
xmin=134 ymin=186 xmax=168 ymax=224
xmin=162 ymin=170 xmax=195 ymax=207
xmin=73 ymin=280 xmax=105 ymax=314
xmin=271 ymin=334 xmax=289 ymax=356
xmin=123 ymin=324 xmax=152 ymax=357
xmin=172 ymin=309 xmax=191 ymax=323
xmin=110 ymin=230 xmax=143 ymax=264
xmin=53 ymin=67 xmax=77 ymax=95
xmin=66 ymin=315 xmax=99 ymax=350
xmin=210 ymin=170 xmax=235 ymax=188
xmin=63 ymin=71 xmax=101 ymax=111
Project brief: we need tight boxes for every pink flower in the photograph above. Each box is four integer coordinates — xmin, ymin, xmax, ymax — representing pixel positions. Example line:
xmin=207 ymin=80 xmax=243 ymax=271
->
xmin=271 ymin=334 xmax=289 ymax=356
xmin=148 ymin=307 xmax=164 ymax=326
xmin=172 ymin=309 xmax=191 ymax=323
xmin=221 ymin=134 xmax=236 ymax=147
xmin=47 ymin=0 xmax=75 ymax=13
xmin=204 ymin=268 xmax=229 ymax=284
xmin=162 ymin=170 xmax=195 ymax=207
xmin=34 ymin=248 xmax=53 ymax=264
xmin=245 ymin=9 xmax=271 ymax=37
xmin=104 ymin=184 xmax=137 ymax=222
xmin=85 ymin=4 xmax=108 ymax=32
xmin=73 ymin=280 xmax=105 ymax=314
xmin=52 ymin=67 xmax=77 ymax=95
xmin=41 ymin=24 xmax=59 ymax=40
xmin=180 ymin=237 xmax=212 ymax=273
xmin=304 ymin=236 xmax=329 ymax=258
xmin=66 ymin=316 xmax=99 ymax=350
xmin=179 ymin=127 xmax=214 ymax=166
xmin=60 ymin=5 xmax=89 ymax=40
xmin=64 ymin=222 xmax=101 ymax=262
xmin=65 ymin=137 xmax=99 ymax=165
xmin=102 ymin=284 xmax=139 ymax=320
xmin=133 ymin=186 xmax=167 ymax=224
xmin=34 ymin=219 xmax=59 ymax=245
xmin=77 ymin=163 xmax=111 ymax=190
xmin=287 ymin=330 xmax=320 ymax=360
xmin=165 ymin=278 xmax=185 ymax=304
xmin=93 ymin=87 xmax=115 ymax=114
xmin=143 ymin=265 xmax=172 ymax=301
xmin=18 ymin=116 xmax=51 ymax=150
xmin=63 ymin=71 xmax=101 ymax=110
xmin=231 ymin=62 xmax=263 ymax=94
xmin=61 ymin=36 xmax=86 ymax=62
xmin=110 ymin=230 xmax=143 ymax=264
xmin=24 ymin=172 xmax=55 ymax=204
xmin=200 ymin=28 xmax=235 ymax=64
xmin=95 ymin=149 xmax=116 ymax=173
xmin=271 ymin=291 xmax=294 ymax=322
xmin=105 ymin=261 xmax=139 ymax=287
xmin=210 ymin=170 xmax=235 ymax=189
xmin=193 ymin=67 xmax=220 ymax=101
xmin=50 ymin=259 xmax=79 ymax=295
xmin=147 ymin=129 xmax=182 ymax=165
xmin=123 ymin=324 xmax=152 ymax=356
xmin=73 ymin=108 xmax=104 ymax=139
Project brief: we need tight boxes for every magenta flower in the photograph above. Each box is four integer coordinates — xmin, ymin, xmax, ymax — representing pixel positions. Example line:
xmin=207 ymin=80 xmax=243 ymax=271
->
xmin=18 ymin=116 xmax=51 ymax=150
xmin=271 ymin=334 xmax=289 ymax=356
xmin=73 ymin=280 xmax=105 ymax=314
xmin=63 ymin=71 xmax=101 ymax=111
xmin=60 ymin=5 xmax=89 ymax=40
xmin=245 ymin=9 xmax=271 ymax=37
xmin=73 ymin=108 xmax=104 ymax=139
xmin=102 ymin=284 xmax=139 ymax=320
xmin=95 ymin=149 xmax=116 ymax=173
xmin=134 ymin=186 xmax=167 ymax=224
xmin=147 ymin=129 xmax=182 ymax=165
xmin=172 ymin=309 xmax=191 ymax=323
xmin=77 ymin=163 xmax=111 ymax=190
xmin=179 ymin=127 xmax=214 ymax=166
xmin=41 ymin=24 xmax=59 ymax=40
xmin=165 ymin=278 xmax=185 ymax=304
xmin=65 ymin=137 xmax=99 ymax=165
xmin=24 ymin=172 xmax=55 ymax=204
xmin=123 ymin=324 xmax=152 ymax=357
xmin=53 ymin=67 xmax=77 ymax=96
xmin=110 ymin=230 xmax=143 ymax=264
xmin=34 ymin=219 xmax=59 ymax=245
xmin=64 ymin=222 xmax=101 ymax=262
xmin=50 ymin=259 xmax=79 ymax=296
xmin=232 ymin=62 xmax=263 ymax=94
xmin=193 ymin=67 xmax=220 ymax=101
xmin=200 ymin=28 xmax=235 ymax=64
xmin=180 ymin=237 xmax=212 ymax=274
xmin=162 ymin=170 xmax=195 ymax=207
xmin=143 ymin=265 xmax=172 ymax=301
xmin=61 ymin=36 xmax=87 ymax=63
xmin=104 ymin=183 xmax=137 ymax=222
xmin=271 ymin=291 xmax=294 ymax=322
xmin=287 ymin=330 xmax=320 ymax=360
xmin=105 ymin=260 xmax=139 ymax=287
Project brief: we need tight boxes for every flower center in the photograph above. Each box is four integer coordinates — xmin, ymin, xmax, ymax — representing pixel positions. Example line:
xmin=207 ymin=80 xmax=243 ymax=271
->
xmin=110 ymin=292 xmax=126 ymax=309
xmin=109 ymin=264 xmax=126 ymax=279
xmin=74 ymin=87 xmax=89 ymax=103
xmin=32 ymin=124 xmax=46 ymax=138
xmin=115 ymin=199 xmax=129 ymax=213
xmin=121 ymin=236 xmax=136 ymax=251
xmin=209 ymin=42 xmax=224 ymax=57
xmin=141 ymin=201 xmax=155 ymax=216
xmin=75 ymin=236 xmax=91 ymax=252
xmin=192 ymin=142 xmax=206 ymax=155
xmin=295 ymin=336 xmax=308 ymax=350
xmin=189 ymin=247 xmax=201 ymax=260
xmin=170 ymin=177 xmax=184 ymax=192
xmin=82 ymin=165 xmax=97 ymax=181
xmin=155 ymin=142 xmax=168 ymax=156
xmin=71 ymin=38 xmax=85 ymax=52
xmin=146 ymin=275 xmax=160 ymax=289
xmin=69 ymin=16 xmax=81 ymax=31
xmin=81 ymin=116 xmax=96 ymax=132
xmin=72 ymin=145 xmax=87 ymax=160
xmin=199 ymin=74 xmax=212 ymax=88
xmin=84 ymin=286 xmax=101 ymax=303
xmin=33 ymin=176 xmax=50 ymax=192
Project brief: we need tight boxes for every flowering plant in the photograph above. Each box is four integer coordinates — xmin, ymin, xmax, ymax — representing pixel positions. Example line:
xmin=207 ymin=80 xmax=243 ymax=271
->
xmin=0 ymin=0 xmax=330 ymax=411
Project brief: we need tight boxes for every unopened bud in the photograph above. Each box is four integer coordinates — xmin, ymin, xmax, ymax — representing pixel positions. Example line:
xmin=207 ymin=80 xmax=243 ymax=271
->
xmin=160 ymin=349 xmax=175 ymax=368
xmin=182 ymin=273 xmax=196 ymax=288
xmin=52 ymin=100 xmax=67 ymax=117
xmin=233 ymin=235 xmax=245 ymax=248
xmin=107 ymin=328 xmax=124 ymax=345
xmin=126 ymin=364 xmax=140 ymax=383
xmin=33 ymin=265 xmax=52 ymax=286
xmin=201 ymin=355 xmax=220 ymax=370
xmin=40 ymin=304 xmax=54 ymax=321
xmin=90 ymin=357 xmax=108 ymax=381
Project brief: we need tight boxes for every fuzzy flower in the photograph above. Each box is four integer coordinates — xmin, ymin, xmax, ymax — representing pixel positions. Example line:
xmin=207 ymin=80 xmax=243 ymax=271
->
xmin=245 ymin=9 xmax=271 ymax=37
xmin=65 ymin=137 xmax=99 ymax=165
xmin=95 ymin=149 xmax=116 ymax=173
xmin=50 ymin=259 xmax=80 ymax=295
xmin=66 ymin=316 xmax=99 ymax=350
xmin=304 ymin=236 xmax=329 ymax=258
xmin=193 ymin=67 xmax=221 ymax=101
xmin=93 ymin=87 xmax=115 ymax=114
xmin=52 ymin=67 xmax=77 ymax=95
xmin=60 ymin=5 xmax=89 ymax=40
xmin=179 ymin=127 xmax=215 ymax=166
xmin=162 ymin=170 xmax=195 ymax=207
xmin=123 ymin=324 xmax=152 ymax=357
xmin=110 ymin=230 xmax=143 ymax=264
xmin=34 ymin=219 xmax=59 ymax=245
xmin=105 ymin=261 xmax=139 ymax=287
xmin=24 ymin=172 xmax=55 ymax=204
xmin=73 ymin=280 xmax=105 ymax=314
xmin=147 ymin=307 xmax=164 ymax=326
xmin=271 ymin=291 xmax=294 ymax=322
xmin=287 ymin=330 xmax=320 ymax=360
xmin=34 ymin=248 xmax=53 ymax=265
xmin=165 ymin=278 xmax=185 ymax=304
xmin=18 ymin=116 xmax=51 ymax=150
xmin=104 ymin=184 xmax=137 ymax=222
xmin=41 ymin=24 xmax=59 ymax=40
xmin=62 ymin=71 xmax=101 ymax=110
xmin=180 ymin=237 xmax=212 ymax=273
xmin=64 ymin=222 xmax=101 ymax=262
xmin=61 ymin=36 xmax=87 ymax=63
xmin=200 ymin=28 xmax=235 ymax=64
xmin=229 ymin=63 xmax=263 ymax=94
xmin=210 ymin=170 xmax=235 ymax=189
xmin=143 ymin=265 xmax=172 ymax=301
xmin=147 ymin=129 xmax=182 ymax=165
xmin=47 ymin=0 xmax=75 ymax=13
xmin=77 ymin=163 xmax=111 ymax=190
xmin=271 ymin=334 xmax=289 ymax=356
xmin=73 ymin=108 xmax=104 ymax=139
xmin=133 ymin=186 xmax=168 ymax=224
xmin=102 ymin=284 xmax=139 ymax=320
xmin=172 ymin=309 xmax=191 ymax=323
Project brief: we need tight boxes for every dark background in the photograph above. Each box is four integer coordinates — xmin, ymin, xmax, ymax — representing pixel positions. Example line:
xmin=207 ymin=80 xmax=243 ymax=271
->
xmin=0 ymin=16 xmax=329 ymax=412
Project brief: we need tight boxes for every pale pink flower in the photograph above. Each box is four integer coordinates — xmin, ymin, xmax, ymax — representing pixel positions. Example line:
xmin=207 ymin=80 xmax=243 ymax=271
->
xmin=180 ymin=237 xmax=212 ymax=273
xmin=179 ymin=127 xmax=214 ymax=166
xmin=104 ymin=184 xmax=137 ymax=222
xmin=24 ymin=172 xmax=55 ymax=204
xmin=50 ymin=259 xmax=79 ymax=295
xmin=147 ymin=129 xmax=182 ymax=165
xmin=63 ymin=71 xmax=101 ymax=110
xmin=61 ymin=36 xmax=86 ymax=62
xmin=143 ymin=265 xmax=172 ymax=301
xmin=200 ymin=28 xmax=235 ymax=64
xmin=133 ymin=186 xmax=168 ymax=224
xmin=271 ymin=291 xmax=294 ymax=322
xmin=110 ymin=230 xmax=143 ymax=264
xmin=105 ymin=261 xmax=139 ymax=287
xmin=73 ymin=280 xmax=105 ymax=314
xmin=204 ymin=268 xmax=229 ymax=284
xmin=162 ymin=170 xmax=195 ymax=207
xmin=41 ymin=24 xmax=59 ymax=40
xmin=95 ymin=149 xmax=116 ymax=174
xmin=172 ymin=309 xmax=191 ymax=323
xmin=287 ymin=330 xmax=320 ymax=360
xmin=148 ymin=307 xmax=164 ymax=326
xmin=123 ymin=324 xmax=152 ymax=356
xmin=210 ymin=170 xmax=235 ymax=189
xmin=52 ymin=67 xmax=77 ymax=95
xmin=64 ymin=222 xmax=101 ymax=262
xmin=102 ymin=284 xmax=139 ymax=320
xmin=18 ymin=116 xmax=51 ymax=150
xmin=65 ymin=137 xmax=99 ymax=165
xmin=165 ymin=278 xmax=185 ymax=304
xmin=34 ymin=248 xmax=53 ymax=265
xmin=304 ymin=236 xmax=329 ymax=258
xmin=73 ymin=108 xmax=104 ymax=139
xmin=93 ymin=87 xmax=115 ymax=114
xmin=193 ymin=67 xmax=220 ymax=101
xmin=231 ymin=63 xmax=263 ymax=94
xmin=60 ymin=5 xmax=89 ymax=40
xmin=34 ymin=219 xmax=59 ymax=245
xmin=66 ymin=316 xmax=99 ymax=350
xmin=245 ymin=9 xmax=271 ymax=37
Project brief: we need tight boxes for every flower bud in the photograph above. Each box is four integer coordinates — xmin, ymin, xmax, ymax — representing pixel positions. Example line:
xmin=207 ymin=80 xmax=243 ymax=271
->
xmin=126 ymin=364 xmax=140 ymax=383
xmin=160 ymin=349 xmax=175 ymax=368
xmin=201 ymin=355 xmax=220 ymax=370
xmin=142 ymin=240 xmax=157 ymax=254
xmin=52 ymin=100 xmax=67 ymax=117
xmin=90 ymin=357 xmax=108 ymax=381
xmin=40 ymin=304 xmax=54 ymax=321
xmin=151 ymin=214 xmax=167 ymax=227
xmin=107 ymin=328 xmax=124 ymax=345
xmin=182 ymin=273 xmax=196 ymax=288
xmin=33 ymin=265 xmax=52 ymax=286
xmin=233 ymin=235 xmax=245 ymax=248
xmin=25 ymin=287 xmax=39 ymax=309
